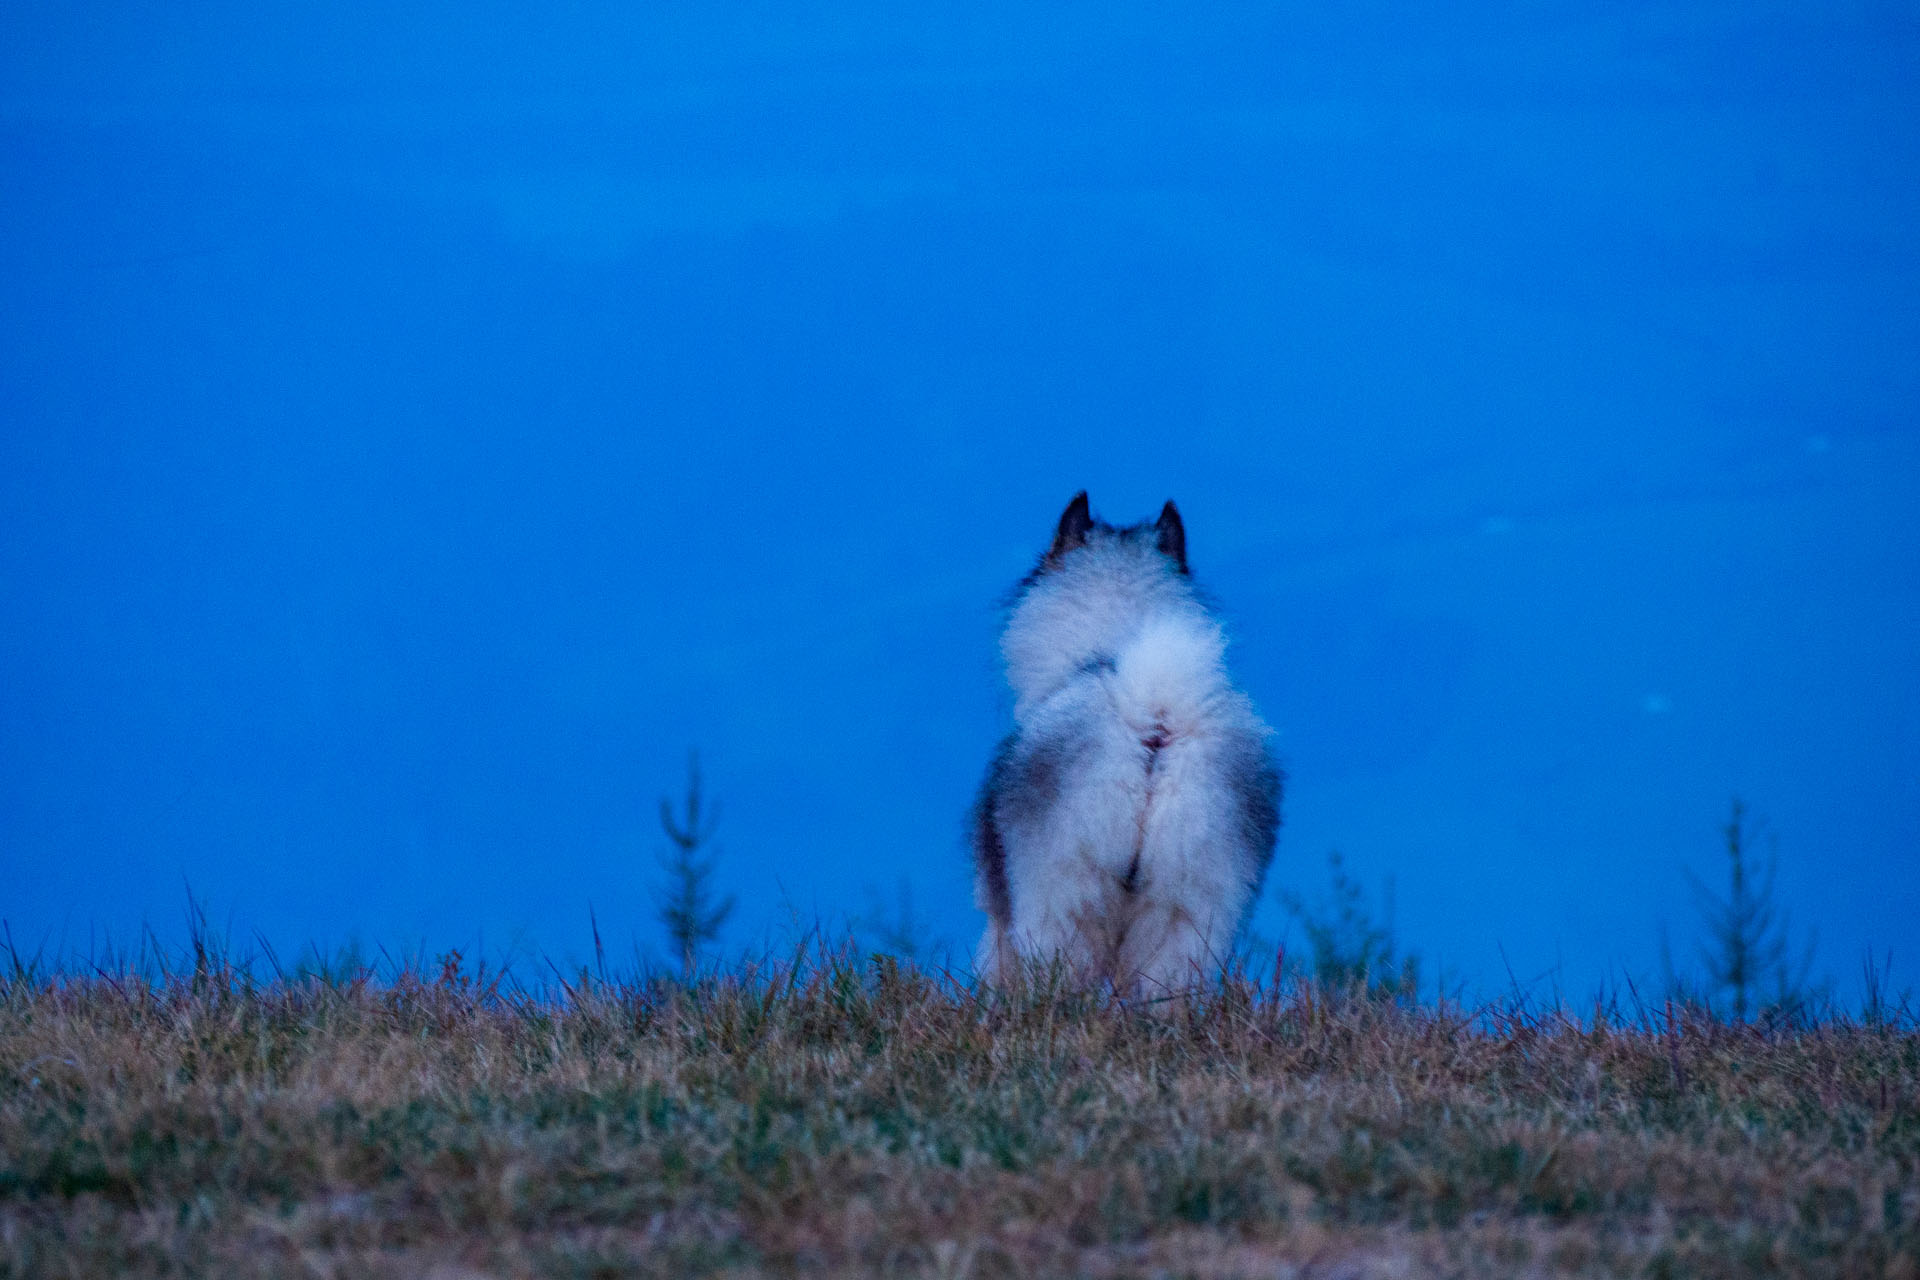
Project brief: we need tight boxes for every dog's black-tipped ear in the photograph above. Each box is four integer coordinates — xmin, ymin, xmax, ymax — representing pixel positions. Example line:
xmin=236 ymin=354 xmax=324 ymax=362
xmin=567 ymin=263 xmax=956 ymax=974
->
xmin=1051 ymin=491 xmax=1093 ymax=558
xmin=1156 ymin=500 xmax=1187 ymax=573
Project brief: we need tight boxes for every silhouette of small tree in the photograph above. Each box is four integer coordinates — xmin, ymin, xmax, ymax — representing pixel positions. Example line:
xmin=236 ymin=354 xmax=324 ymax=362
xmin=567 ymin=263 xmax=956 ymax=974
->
xmin=1280 ymin=850 xmax=1420 ymax=1003
xmin=656 ymin=751 xmax=734 ymax=978
xmin=857 ymin=877 xmax=933 ymax=964
xmin=1676 ymin=797 xmax=1818 ymax=1023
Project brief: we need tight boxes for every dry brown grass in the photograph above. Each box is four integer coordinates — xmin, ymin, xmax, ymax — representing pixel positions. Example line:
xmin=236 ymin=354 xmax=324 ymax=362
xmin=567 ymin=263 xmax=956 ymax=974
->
xmin=1 ymin=946 xmax=1915 ymax=1278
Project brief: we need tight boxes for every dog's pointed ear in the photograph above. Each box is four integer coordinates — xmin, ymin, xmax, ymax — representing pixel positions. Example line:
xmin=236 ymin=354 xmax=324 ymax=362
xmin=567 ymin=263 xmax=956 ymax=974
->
xmin=1156 ymin=500 xmax=1187 ymax=573
xmin=1051 ymin=491 xmax=1093 ymax=558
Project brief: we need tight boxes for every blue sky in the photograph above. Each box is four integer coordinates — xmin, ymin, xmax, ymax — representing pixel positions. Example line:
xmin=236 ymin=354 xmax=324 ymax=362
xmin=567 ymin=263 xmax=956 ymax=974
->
xmin=2 ymin=3 xmax=1916 ymax=998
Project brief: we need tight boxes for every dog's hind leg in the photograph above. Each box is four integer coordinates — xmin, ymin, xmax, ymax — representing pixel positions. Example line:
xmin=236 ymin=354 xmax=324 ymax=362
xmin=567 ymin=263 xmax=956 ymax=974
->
xmin=1120 ymin=890 xmax=1245 ymax=1005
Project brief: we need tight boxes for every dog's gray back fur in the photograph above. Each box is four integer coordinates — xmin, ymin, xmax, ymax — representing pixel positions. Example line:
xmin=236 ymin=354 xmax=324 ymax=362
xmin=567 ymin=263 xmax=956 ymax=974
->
xmin=973 ymin=493 xmax=1281 ymax=995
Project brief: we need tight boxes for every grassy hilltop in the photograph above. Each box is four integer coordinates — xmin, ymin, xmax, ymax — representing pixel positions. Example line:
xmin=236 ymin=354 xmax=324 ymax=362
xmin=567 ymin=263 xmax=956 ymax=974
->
xmin=1 ymin=949 xmax=1915 ymax=1279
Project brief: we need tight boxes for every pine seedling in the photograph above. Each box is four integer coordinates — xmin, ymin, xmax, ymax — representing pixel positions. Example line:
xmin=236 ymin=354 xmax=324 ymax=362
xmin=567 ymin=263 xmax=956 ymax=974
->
xmin=656 ymin=750 xmax=734 ymax=979
xmin=1685 ymin=797 xmax=1817 ymax=1023
xmin=857 ymin=877 xmax=934 ymax=965
xmin=1280 ymin=849 xmax=1421 ymax=1004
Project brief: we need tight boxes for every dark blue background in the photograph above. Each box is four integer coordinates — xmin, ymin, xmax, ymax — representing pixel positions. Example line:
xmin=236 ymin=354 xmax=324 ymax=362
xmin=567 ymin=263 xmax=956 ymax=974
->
xmin=3 ymin=4 xmax=1916 ymax=996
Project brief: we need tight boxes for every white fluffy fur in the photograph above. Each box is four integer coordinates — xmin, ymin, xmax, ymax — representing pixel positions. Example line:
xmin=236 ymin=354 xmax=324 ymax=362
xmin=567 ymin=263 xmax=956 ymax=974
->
xmin=976 ymin=528 xmax=1276 ymax=998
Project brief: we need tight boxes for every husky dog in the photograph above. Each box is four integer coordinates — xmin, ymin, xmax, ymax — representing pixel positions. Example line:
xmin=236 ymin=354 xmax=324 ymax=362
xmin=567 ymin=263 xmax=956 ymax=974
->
xmin=972 ymin=492 xmax=1281 ymax=997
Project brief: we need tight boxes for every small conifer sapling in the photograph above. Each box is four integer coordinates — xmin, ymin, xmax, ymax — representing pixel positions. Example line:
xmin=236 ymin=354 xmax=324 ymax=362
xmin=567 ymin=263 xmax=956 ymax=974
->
xmin=656 ymin=751 xmax=734 ymax=978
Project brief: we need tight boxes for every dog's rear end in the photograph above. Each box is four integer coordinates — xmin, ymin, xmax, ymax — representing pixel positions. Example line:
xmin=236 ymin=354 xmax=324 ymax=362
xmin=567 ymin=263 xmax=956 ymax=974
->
xmin=973 ymin=494 xmax=1280 ymax=996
